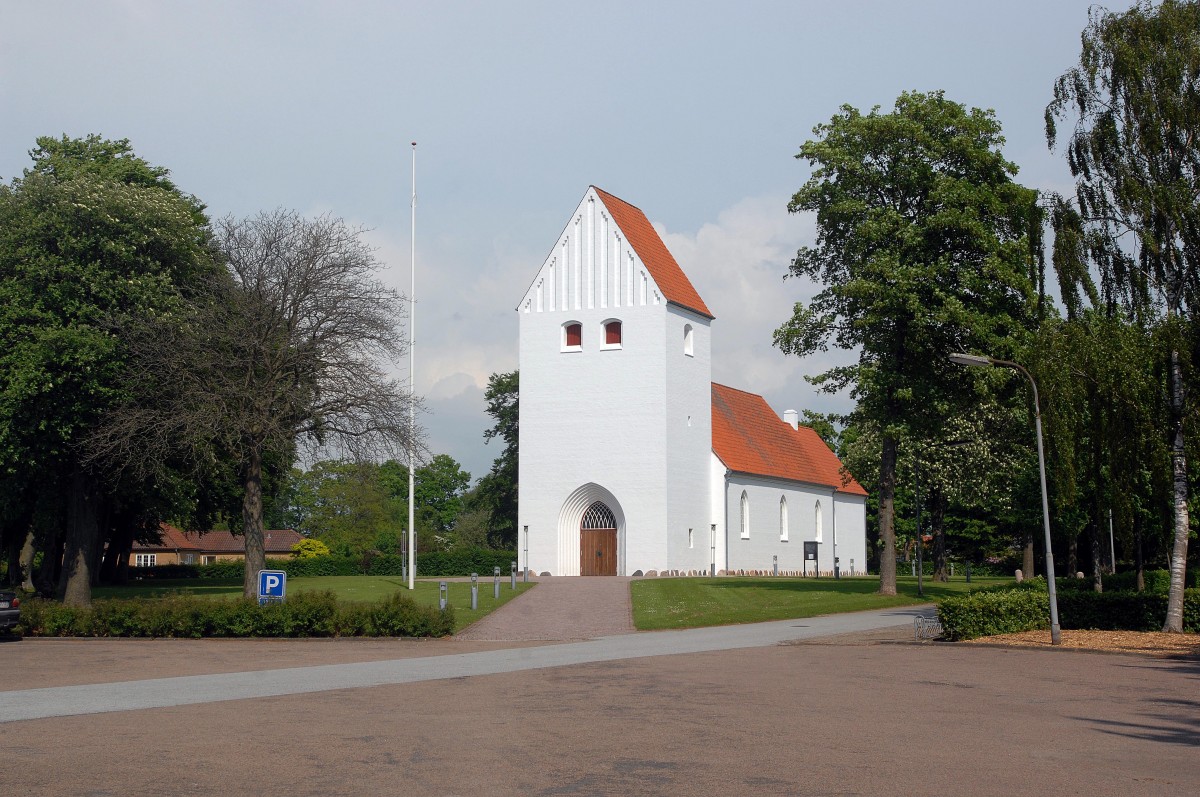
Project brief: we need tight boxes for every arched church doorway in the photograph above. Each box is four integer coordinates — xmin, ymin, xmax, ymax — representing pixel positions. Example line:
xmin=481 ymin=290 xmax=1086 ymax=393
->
xmin=580 ymin=501 xmax=618 ymax=576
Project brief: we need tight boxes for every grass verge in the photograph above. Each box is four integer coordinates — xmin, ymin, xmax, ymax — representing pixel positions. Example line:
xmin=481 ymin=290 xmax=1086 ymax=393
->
xmin=631 ymin=575 xmax=1009 ymax=630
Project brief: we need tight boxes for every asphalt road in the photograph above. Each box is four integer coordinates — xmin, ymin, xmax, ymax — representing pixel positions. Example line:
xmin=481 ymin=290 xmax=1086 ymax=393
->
xmin=1 ymin=598 xmax=1197 ymax=795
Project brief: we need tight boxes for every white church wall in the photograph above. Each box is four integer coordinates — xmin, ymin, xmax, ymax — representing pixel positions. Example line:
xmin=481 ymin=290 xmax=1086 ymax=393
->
xmin=832 ymin=493 xmax=869 ymax=576
xmin=723 ymin=474 xmax=867 ymax=575
xmin=518 ymin=189 xmax=678 ymax=575
xmin=664 ymin=305 xmax=713 ymax=574
xmin=709 ymin=453 xmax=728 ymax=574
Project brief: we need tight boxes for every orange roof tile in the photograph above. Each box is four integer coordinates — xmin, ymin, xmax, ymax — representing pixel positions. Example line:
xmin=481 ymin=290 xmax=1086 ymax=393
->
xmin=135 ymin=524 xmax=302 ymax=554
xmin=593 ymin=187 xmax=714 ymax=319
xmin=711 ymin=383 xmax=867 ymax=496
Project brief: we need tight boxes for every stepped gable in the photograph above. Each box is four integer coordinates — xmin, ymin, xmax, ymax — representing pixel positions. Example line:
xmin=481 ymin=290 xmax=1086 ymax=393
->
xmin=593 ymin=186 xmax=714 ymax=320
xmin=711 ymin=383 xmax=867 ymax=495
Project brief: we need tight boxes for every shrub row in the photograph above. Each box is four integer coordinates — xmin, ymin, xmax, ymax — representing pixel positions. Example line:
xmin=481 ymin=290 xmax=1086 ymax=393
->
xmin=938 ymin=586 xmax=1200 ymax=640
xmin=136 ymin=548 xmax=519 ymax=581
xmin=15 ymin=590 xmax=454 ymax=638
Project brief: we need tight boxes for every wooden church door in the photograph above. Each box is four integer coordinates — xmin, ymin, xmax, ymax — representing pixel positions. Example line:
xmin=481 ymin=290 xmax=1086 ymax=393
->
xmin=580 ymin=501 xmax=617 ymax=576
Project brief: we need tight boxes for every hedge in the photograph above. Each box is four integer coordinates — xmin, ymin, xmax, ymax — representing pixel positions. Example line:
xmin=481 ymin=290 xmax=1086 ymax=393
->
xmin=135 ymin=548 xmax=519 ymax=581
xmin=938 ymin=586 xmax=1200 ymax=641
xmin=15 ymin=590 xmax=454 ymax=638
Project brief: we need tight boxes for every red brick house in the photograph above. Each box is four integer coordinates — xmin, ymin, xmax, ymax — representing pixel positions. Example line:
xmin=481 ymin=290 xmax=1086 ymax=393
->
xmin=129 ymin=523 xmax=303 ymax=567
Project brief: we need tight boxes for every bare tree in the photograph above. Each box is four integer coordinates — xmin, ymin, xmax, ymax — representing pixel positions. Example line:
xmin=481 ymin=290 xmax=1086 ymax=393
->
xmin=88 ymin=210 xmax=420 ymax=598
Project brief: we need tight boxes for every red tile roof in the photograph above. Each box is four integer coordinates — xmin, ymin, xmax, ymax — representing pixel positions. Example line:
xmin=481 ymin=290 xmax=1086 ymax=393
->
xmin=135 ymin=524 xmax=303 ymax=554
xmin=711 ymin=383 xmax=867 ymax=496
xmin=593 ymin=187 xmax=714 ymax=320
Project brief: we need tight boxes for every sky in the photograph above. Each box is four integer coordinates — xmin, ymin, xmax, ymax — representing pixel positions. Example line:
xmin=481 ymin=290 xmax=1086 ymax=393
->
xmin=1 ymin=0 xmax=1101 ymax=481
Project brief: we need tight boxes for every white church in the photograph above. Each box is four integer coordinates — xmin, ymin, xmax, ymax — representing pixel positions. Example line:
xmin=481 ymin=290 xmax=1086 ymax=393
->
xmin=516 ymin=187 xmax=868 ymax=577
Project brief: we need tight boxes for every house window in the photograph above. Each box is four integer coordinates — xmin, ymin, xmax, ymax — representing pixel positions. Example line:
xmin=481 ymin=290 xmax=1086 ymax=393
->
xmin=780 ymin=496 xmax=789 ymax=542
xmin=815 ymin=501 xmax=823 ymax=543
xmin=602 ymin=319 xmax=622 ymax=349
xmin=684 ymin=324 xmax=694 ymax=357
xmin=562 ymin=321 xmax=582 ymax=351
xmin=135 ymin=553 xmax=157 ymax=568
xmin=740 ymin=491 xmax=750 ymax=539
xmin=202 ymin=555 xmax=218 ymax=565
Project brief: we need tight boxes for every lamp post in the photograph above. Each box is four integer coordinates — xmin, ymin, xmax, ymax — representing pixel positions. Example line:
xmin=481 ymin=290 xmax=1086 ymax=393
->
xmin=950 ymin=352 xmax=1061 ymax=645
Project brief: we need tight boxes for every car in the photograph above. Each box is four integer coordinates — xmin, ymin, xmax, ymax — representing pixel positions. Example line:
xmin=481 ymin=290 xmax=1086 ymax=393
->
xmin=0 ymin=590 xmax=20 ymax=635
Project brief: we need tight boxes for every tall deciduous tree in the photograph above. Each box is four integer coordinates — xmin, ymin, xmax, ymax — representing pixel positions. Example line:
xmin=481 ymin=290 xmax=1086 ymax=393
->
xmin=775 ymin=91 xmax=1039 ymax=595
xmin=1046 ymin=0 xmax=1200 ymax=630
xmin=474 ymin=370 xmax=518 ymax=548
xmin=90 ymin=210 xmax=419 ymax=599
xmin=0 ymin=135 xmax=217 ymax=605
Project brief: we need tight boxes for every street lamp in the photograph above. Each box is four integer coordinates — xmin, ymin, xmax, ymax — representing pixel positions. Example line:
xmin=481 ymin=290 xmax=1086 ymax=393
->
xmin=950 ymin=352 xmax=1061 ymax=645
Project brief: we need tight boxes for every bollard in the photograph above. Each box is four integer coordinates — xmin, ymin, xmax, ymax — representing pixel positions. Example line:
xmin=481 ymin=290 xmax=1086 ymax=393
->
xmin=470 ymin=572 xmax=479 ymax=611
xmin=834 ymin=557 xmax=840 ymax=579
xmin=911 ymin=561 xmax=916 ymax=577
xmin=439 ymin=581 xmax=448 ymax=611
xmin=493 ymin=566 xmax=501 ymax=600
xmin=511 ymin=561 xmax=517 ymax=590
xmin=950 ymin=563 xmax=955 ymax=577
xmin=850 ymin=558 xmax=855 ymax=576
xmin=773 ymin=555 xmax=778 ymax=577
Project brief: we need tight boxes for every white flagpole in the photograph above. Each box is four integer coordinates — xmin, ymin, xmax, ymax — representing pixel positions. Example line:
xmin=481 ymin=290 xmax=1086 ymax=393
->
xmin=407 ymin=141 xmax=417 ymax=591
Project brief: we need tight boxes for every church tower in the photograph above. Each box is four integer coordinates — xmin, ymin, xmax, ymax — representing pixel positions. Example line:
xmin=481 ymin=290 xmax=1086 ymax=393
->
xmin=517 ymin=187 xmax=714 ymax=576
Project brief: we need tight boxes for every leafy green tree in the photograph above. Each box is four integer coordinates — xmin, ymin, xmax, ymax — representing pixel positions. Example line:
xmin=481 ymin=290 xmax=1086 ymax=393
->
xmin=474 ymin=370 xmax=518 ymax=548
xmin=0 ymin=135 xmax=218 ymax=605
xmin=1046 ymin=0 xmax=1200 ymax=630
xmin=775 ymin=91 xmax=1040 ymax=595
xmin=291 ymin=538 xmax=331 ymax=559
xmin=414 ymin=454 xmax=471 ymax=543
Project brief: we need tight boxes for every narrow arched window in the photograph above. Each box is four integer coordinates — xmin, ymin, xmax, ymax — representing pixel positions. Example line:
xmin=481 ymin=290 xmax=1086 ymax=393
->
xmin=603 ymin=319 xmax=622 ymax=349
xmin=780 ymin=496 xmax=789 ymax=542
xmin=562 ymin=321 xmax=582 ymax=351
xmin=684 ymin=324 xmax=694 ymax=357
xmin=740 ymin=491 xmax=750 ymax=539
xmin=815 ymin=500 xmax=823 ymax=543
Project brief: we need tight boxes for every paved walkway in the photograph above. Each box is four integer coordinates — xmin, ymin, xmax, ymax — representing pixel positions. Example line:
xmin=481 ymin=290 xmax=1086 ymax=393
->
xmin=457 ymin=576 xmax=635 ymax=640
xmin=0 ymin=606 xmax=927 ymax=723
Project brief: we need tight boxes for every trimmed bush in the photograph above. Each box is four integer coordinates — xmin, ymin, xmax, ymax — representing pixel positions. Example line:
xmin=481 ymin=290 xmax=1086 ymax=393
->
xmin=937 ymin=589 xmax=1049 ymax=640
xmin=939 ymin=585 xmax=1200 ymax=640
xmin=15 ymin=590 xmax=453 ymax=638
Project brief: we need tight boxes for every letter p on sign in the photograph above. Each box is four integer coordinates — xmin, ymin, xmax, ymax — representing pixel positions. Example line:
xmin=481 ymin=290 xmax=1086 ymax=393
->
xmin=258 ymin=569 xmax=287 ymax=603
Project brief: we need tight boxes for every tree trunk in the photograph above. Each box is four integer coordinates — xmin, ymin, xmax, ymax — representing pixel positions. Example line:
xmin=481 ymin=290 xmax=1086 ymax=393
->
xmin=19 ymin=528 xmax=36 ymax=592
xmin=34 ymin=527 xmax=63 ymax=597
xmin=1090 ymin=521 xmax=1103 ymax=593
xmin=1163 ymin=348 xmax=1190 ymax=632
xmin=241 ymin=444 xmax=267 ymax=600
xmin=1022 ymin=530 xmax=1035 ymax=580
xmin=57 ymin=469 xmax=101 ymax=607
xmin=99 ymin=511 xmax=134 ymax=585
xmin=1135 ymin=516 xmax=1145 ymax=592
xmin=1068 ymin=533 xmax=1078 ymax=577
xmin=932 ymin=489 xmax=948 ymax=582
xmin=877 ymin=434 xmax=898 ymax=595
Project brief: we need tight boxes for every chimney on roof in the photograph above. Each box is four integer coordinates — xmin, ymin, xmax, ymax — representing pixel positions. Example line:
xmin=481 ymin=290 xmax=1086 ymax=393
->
xmin=783 ymin=409 xmax=799 ymax=430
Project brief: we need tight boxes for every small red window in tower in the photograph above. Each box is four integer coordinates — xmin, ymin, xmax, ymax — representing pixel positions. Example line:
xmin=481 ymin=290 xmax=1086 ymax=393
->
xmin=565 ymin=323 xmax=582 ymax=348
xmin=605 ymin=321 xmax=622 ymax=346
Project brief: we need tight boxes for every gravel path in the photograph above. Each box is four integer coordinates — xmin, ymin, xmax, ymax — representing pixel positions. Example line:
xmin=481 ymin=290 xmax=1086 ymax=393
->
xmin=456 ymin=576 xmax=635 ymax=641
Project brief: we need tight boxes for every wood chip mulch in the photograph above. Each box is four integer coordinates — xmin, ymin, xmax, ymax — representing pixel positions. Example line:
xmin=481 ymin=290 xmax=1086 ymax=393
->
xmin=962 ymin=629 xmax=1200 ymax=658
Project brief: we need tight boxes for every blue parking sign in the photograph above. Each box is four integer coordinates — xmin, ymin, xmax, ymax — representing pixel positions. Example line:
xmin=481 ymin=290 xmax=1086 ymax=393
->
xmin=258 ymin=570 xmax=287 ymax=604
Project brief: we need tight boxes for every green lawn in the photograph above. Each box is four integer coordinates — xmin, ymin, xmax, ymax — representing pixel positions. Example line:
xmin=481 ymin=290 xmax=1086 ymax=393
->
xmin=631 ymin=574 xmax=1010 ymax=630
xmin=91 ymin=576 xmax=535 ymax=632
